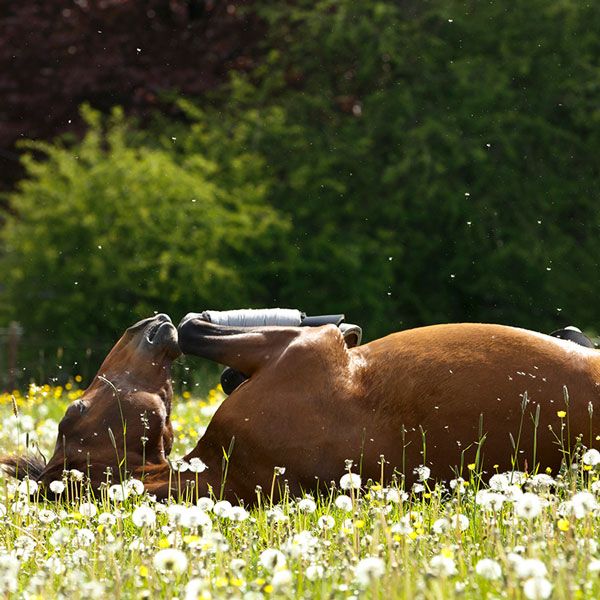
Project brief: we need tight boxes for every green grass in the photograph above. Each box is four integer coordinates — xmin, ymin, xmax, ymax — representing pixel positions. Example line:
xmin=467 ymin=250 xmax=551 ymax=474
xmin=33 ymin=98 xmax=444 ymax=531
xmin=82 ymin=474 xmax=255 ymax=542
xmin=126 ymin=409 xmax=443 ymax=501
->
xmin=0 ymin=383 xmax=599 ymax=599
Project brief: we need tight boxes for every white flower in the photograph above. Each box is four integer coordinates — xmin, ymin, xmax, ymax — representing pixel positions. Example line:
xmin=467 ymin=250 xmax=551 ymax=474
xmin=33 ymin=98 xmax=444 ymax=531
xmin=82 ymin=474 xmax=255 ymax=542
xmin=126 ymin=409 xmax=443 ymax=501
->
xmin=489 ymin=473 xmax=510 ymax=491
xmin=286 ymin=531 xmax=318 ymax=559
xmin=297 ymin=497 xmax=317 ymax=513
xmin=213 ymin=500 xmax=233 ymax=519
xmin=79 ymin=502 xmax=97 ymax=518
xmin=266 ymin=507 xmax=288 ymax=523
xmin=514 ymin=493 xmax=543 ymax=519
xmin=432 ymin=518 xmax=450 ymax=534
xmin=583 ymin=448 xmax=600 ymax=466
xmin=588 ymin=559 xmax=600 ymax=573
xmin=412 ymin=483 xmax=425 ymax=494
xmin=69 ymin=469 xmax=84 ymax=482
xmin=108 ymin=484 xmax=130 ymax=502
xmin=526 ymin=474 xmax=556 ymax=491
xmin=132 ymin=505 xmax=156 ymax=528
xmin=38 ymin=509 xmax=57 ymax=524
xmin=354 ymin=556 xmax=385 ymax=586
xmin=74 ymin=527 xmax=95 ymax=547
xmin=49 ymin=527 xmax=70 ymax=547
xmin=44 ymin=555 xmax=65 ymax=575
xmin=184 ymin=578 xmax=205 ymax=600
xmin=340 ymin=473 xmax=361 ymax=490
xmin=171 ymin=460 xmax=190 ymax=472
xmin=430 ymin=554 xmax=457 ymax=577
xmin=259 ymin=549 xmax=286 ymax=571
xmin=450 ymin=514 xmax=469 ymax=531
xmin=414 ymin=465 xmax=430 ymax=481
xmin=570 ymin=491 xmax=598 ymax=518
xmin=153 ymin=548 xmax=188 ymax=573
xmin=476 ymin=490 xmax=506 ymax=511
xmin=196 ymin=497 xmax=214 ymax=511
xmin=306 ymin=564 xmax=324 ymax=580
xmin=475 ymin=558 xmax=502 ymax=580
xmin=126 ymin=479 xmax=145 ymax=495
xmin=228 ymin=506 xmax=249 ymax=522
xmin=317 ymin=515 xmax=335 ymax=529
xmin=98 ymin=512 xmax=117 ymax=526
xmin=514 ymin=558 xmax=547 ymax=579
xmin=385 ymin=488 xmax=406 ymax=503
xmin=335 ymin=495 xmax=353 ymax=512
xmin=0 ymin=504 xmax=6 ymax=518
xmin=167 ymin=504 xmax=188 ymax=525
xmin=523 ymin=577 xmax=553 ymax=599
xmin=271 ymin=569 xmax=292 ymax=589
xmin=230 ymin=558 xmax=246 ymax=573
xmin=49 ymin=480 xmax=65 ymax=495
xmin=18 ymin=478 xmax=38 ymax=496
xmin=184 ymin=506 xmax=213 ymax=531
xmin=188 ymin=458 xmax=208 ymax=473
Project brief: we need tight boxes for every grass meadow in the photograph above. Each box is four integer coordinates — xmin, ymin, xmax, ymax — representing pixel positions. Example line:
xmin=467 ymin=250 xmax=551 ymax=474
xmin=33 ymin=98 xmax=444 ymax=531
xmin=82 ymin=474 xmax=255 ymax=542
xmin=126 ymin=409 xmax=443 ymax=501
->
xmin=1 ymin=382 xmax=600 ymax=599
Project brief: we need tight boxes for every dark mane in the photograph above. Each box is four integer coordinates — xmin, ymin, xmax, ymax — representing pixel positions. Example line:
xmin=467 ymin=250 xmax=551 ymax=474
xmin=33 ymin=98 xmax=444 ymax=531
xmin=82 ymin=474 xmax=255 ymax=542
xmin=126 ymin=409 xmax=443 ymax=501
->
xmin=0 ymin=453 xmax=46 ymax=481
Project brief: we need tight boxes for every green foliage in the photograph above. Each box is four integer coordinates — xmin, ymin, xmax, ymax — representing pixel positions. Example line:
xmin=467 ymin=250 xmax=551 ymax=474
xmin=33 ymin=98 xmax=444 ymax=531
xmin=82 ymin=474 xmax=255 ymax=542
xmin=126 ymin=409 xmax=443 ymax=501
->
xmin=0 ymin=106 xmax=289 ymax=349
xmin=189 ymin=0 xmax=600 ymax=337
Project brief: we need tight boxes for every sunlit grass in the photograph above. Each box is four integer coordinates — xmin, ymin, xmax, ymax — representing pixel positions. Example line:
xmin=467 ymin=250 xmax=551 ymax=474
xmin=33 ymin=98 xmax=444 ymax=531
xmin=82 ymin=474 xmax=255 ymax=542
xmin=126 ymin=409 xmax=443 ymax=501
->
xmin=1 ymin=384 xmax=600 ymax=598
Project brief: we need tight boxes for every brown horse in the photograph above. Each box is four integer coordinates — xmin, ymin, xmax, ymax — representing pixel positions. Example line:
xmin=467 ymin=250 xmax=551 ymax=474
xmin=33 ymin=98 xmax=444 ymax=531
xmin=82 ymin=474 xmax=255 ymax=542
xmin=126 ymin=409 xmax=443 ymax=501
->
xmin=149 ymin=317 xmax=599 ymax=502
xmin=3 ymin=315 xmax=599 ymax=503
xmin=1 ymin=314 xmax=180 ymax=493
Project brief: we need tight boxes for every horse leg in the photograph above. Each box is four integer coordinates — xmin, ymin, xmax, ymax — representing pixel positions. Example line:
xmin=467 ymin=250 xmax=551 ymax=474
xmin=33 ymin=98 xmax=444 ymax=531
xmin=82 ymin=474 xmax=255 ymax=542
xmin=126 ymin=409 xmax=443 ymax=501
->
xmin=177 ymin=314 xmax=300 ymax=375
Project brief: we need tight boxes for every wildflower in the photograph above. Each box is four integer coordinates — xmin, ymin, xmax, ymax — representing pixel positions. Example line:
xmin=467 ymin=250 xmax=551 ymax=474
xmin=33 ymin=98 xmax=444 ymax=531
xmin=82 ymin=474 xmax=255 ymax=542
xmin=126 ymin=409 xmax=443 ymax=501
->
xmin=432 ymin=518 xmax=450 ymax=534
xmin=570 ymin=491 xmax=598 ymax=518
xmin=582 ymin=449 xmax=600 ymax=466
xmin=340 ymin=473 xmax=361 ymax=490
xmin=184 ymin=578 xmax=206 ymax=600
xmin=126 ymin=478 xmax=145 ymax=495
xmin=317 ymin=515 xmax=335 ymax=529
xmin=354 ymin=556 xmax=385 ymax=586
xmin=74 ymin=527 xmax=96 ymax=547
xmin=266 ymin=507 xmax=288 ymax=523
xmin=213 ymin=500 xmax=233 ymax=519
xmin=557 ymin=519 xmax=569 ymax=531
xmin=259 ymin=549 xmax=286 ymax=571
xmin=523 ymin=577 xmax=553 ymax=599
xmin=414 ymin=465 xmax=431 ymax=481
xmin=475 ymin=558 xmax=502 ymax=580
xmin=475 ymin=490 xmax=506 ymax=511
xmin=286 ymin=531 xmax=318 ymax=559
xmin=132 ymin=505 xmax=157 ymax=528
xmin=514 ymin=558 xmax=547 ymax=579
xmin=588 ymin=559 xmax=600 ymax=573
xmin=230 ymin=558 xmax=246 ymax=573
xmin=196 ymin=497 xmax=214 ymax=512
xmin=98 ymin=512 xmax=117 ymax=526
xmin=526 ymin=474 xmax=556 ymax=492
xmin=297 ymin=497 xmax=317 ymax=513
xmin=184 ymin=506 xmax=213 ymax=531
xmin=430 ymin=553 xmax=457 ymax=577
xmin=44 ymin=555 xmax=65 ymax=575
xmin=153 ymin=548 xmax=188 ymax=573
xmin=49 ymin=480 xmax=65 ymax=495
xmin=49 ymin=527 xmax=70 ymax=547
xmin=335 ymin=495 xmax=353 ymax=512
xmin=271 ymin=569 xmax=293 ymax=589
xmin=107 ymin=484 xmax=130 ymax=502
xmin=514 ymin=493 xmax=543 ymax=519
xmin=489 ymin=473 xmax=510 ymax=492
xmin=228 ymin=506 xmax=248 ymax=522
xmin=171 ymin=460 xmax=190 ymax=472
xmin=79 ymin=502 xmax=97 ymax=518
xmin=306 ymin=564 xmax=324 ymax=580
xmin=18 ymin=478 xmax=38 ymax=496
xmin=557 ymin=410 xmax=566 ymax=418
xmin=188 ymin=458 xmax=208 ymax=473
xmin=385 ymin=488 xmax=407 ymax=503
xmin=0 ymin=505 xmax=6 ymax=518
xmin=450 ymin=514 xmax=469 ymax=531
xmin=38 ymin=509 xmax=57 ymax=524
xmin=69 ymin=469 xmax=84 ymax=482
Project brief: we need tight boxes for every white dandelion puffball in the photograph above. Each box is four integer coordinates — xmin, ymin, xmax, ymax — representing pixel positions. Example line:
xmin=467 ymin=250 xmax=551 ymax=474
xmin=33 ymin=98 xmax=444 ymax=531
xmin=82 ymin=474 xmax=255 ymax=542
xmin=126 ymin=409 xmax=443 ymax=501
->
xmin=78 ymin=502 xmax=97 ymax=518
xmin=450 ymin=513 xmax=469 ymax=531
xmin=305 ymin=564 xmax=324 ymax=581
xmin=340 ymin=472 xmax=361 ymax=490
xmin=514 ymin=558 xmax=548 ymax=579
xmin=430 ymin=554 xmax=457 ymax=577
xmin=132 ymin=505 xmax=157 ymax=528
xmin=18 ymin=478 xmax=38 ymax=496
xmin=213 ymin=500 xmax=233 ymax=519
xmin=475 ymin=558 xmax=502 ymax=580
xmin=271 ymin=569 xmax=293 ymax=590
xmin=126 ymin=478 xmax=145 ymax=495
xmin=582 ymin=448 xmax=600 ymax=466
xmin=49 ymin=480 xmax=65 ymax=495
xmin=335 ymin=495 xmax=353 ymax=512
xmin=153 ymin=548 xmax=188 ymax=573
xmin=317 ymin=515 xmax=335 ymax=529
xmin=259 ymin=548 xmax=286 ymax=571
xmin=108 ymin=484 xmax=130 ymax=502
xmin=354 ymin=556 xmax=385 ymax=586
xmin=514 ymin=493 xmax=543 ymax=519
xmin=432 ymin=518 xmax=450 ymax=534
xmin=523 ymin=576 xmax=553 ymax=600
xmin=188 ymin=457 xmax=208 ymax=473
xmin=414 ymin=465 xmax=431 ymax=482
xmin=228 ymin=506 xmax=249 ymax=522
xmin=196 ymin=497 xmax=214 ymax=511
xmin=297 ymin=497 xmax=317 ymax=513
